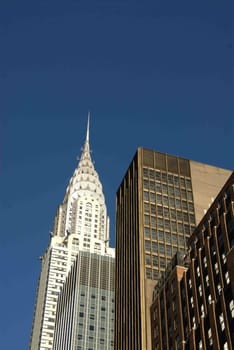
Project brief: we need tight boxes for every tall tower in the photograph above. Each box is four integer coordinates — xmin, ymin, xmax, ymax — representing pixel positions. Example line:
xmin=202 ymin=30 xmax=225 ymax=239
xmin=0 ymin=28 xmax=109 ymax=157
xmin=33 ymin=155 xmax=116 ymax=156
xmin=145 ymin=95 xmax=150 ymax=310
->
xmin=30 ymin=115 xmax=114 ymax=350
xmin=115 ymin=147 xmax=231 ymax=350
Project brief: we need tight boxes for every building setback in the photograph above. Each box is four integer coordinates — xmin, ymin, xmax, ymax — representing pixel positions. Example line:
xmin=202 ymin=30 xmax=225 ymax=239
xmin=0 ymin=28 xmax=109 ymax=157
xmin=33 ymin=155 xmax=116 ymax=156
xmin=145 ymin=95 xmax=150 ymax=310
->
xmin=151 ymin=172 xmax=234 ymax=349
xmin=115 ymin=147 xmax=231 ymax=350
xmin=30 ymin=116 xmax=115 ymax=350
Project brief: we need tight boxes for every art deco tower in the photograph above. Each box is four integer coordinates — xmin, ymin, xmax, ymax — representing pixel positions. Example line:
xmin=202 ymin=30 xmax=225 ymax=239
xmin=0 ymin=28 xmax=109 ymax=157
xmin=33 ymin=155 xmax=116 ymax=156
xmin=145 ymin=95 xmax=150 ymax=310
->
xmin=30 ymin=116 xmax=114 ymax=350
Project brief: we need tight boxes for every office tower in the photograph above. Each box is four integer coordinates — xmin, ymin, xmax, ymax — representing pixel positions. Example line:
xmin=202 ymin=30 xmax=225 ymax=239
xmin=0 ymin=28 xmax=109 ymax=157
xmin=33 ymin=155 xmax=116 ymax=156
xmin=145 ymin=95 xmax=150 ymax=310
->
xmin=115 ymin=147 xmax=231 ymax=350
xmin=150 ymin=172 xmax=234 ymax=349
xmin=53 ymin=251 xmax=115 ymax=350
xmin=30 ymin=116 xmax=115 ymax=350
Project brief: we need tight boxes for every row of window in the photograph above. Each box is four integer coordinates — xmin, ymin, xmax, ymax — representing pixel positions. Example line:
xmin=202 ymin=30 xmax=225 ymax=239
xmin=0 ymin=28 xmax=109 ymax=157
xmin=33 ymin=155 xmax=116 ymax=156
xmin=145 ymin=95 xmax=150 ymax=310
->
xmin=143 ymin=168 xmax=192 ymax=189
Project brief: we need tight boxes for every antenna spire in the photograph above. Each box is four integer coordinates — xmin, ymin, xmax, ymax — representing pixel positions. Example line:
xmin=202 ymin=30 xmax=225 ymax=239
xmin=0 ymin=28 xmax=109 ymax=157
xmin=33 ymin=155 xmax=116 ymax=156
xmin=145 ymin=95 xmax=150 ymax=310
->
xmin=86 ymin=111 xmax=90 ymax=143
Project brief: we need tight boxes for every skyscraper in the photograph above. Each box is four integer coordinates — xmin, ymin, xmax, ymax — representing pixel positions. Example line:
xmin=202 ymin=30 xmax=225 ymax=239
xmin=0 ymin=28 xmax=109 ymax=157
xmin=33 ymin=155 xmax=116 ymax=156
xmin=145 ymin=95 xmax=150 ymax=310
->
xmin=150 ymin=172 xmax=234 ymax=349
xmin=52 ymin=251 xmax=115 ymax=350
xmin=115 ymin=147 xmax=231 ymax=350
xmin=30 ymin=116 xmax=114 ymax=350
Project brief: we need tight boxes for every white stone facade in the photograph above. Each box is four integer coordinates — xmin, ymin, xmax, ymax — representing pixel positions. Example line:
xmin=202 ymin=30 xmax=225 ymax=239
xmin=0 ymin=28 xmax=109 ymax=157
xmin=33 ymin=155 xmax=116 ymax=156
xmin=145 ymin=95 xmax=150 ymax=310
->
xmin=30 ymin=116 xmax=114 ymax=350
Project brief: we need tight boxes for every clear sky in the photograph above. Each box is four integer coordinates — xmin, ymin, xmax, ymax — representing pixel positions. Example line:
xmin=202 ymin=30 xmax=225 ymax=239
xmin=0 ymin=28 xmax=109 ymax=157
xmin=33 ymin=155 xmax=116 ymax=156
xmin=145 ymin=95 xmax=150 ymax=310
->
xmin=1 ymin=1 xmax=233 ymax=348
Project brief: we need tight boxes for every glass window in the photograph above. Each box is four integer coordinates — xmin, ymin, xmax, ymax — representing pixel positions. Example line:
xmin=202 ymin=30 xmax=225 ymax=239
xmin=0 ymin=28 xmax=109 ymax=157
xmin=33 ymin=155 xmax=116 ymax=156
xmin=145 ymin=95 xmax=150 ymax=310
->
xmin=219 ymin=313 xmax=225 ymax=331
xmin=159 ymin=244 xmax=165 ymax=254
xmin=155 ymin=171 xmax=161 ymax=180
xmin=151 ymin=228 xmax=157 ymax=240
xmin=174 ymin=176 xmax=179 ymax=186
xmin=184 ymin=224 xmax=190 ymax=235
xmin=181 ymin=189 xmax=187 ymax=199
xmin=165 ymin=232 xmax=171 ymax=243
xmin=164 ymin=220 xmax=170 ymax=231
xmin=183 ymin=212 xmax=189 ymax=222
xmin=145 ymin=240 xmax=151 ymax=251
xmin=156 ymin=182 xmax=162 ymax=192
xmin=168 ymin=174 xmax=173 ymax=184
xmin=162 ymin=172 xmax=167 ymax=182
xmin=188 ymin=202 xmax=194 ymax=212
xmin=152 ymin=255 xmax=158 ymax=266
xmin=144 ymin=227 xmax=150 ymax=238
xmin=144 ymin=202 xmax=150 ymax=213
xmin=157 ymin=218 xmax=163 ymax=229
xmin=144 ymin=215 xmax=150 ymax=225
xmin=162 ymin=196 xmax=169 ymax=206
xmin=151 ymin=217 xmax=157 ymax=227
xmin=156 ymin=194 xmax=162 ymax=204
xmin=150 ymin=192 xmax=156 ymax=202
xmin=169 ymin=198 xmax=175 ymax=208
xmin=168 ymin=186 xmax=174 ymax=197
xmin=151 ymin=204 xmax=156 ymax=215
xmin=145 ymin=254 xmax=151 ymax=265
xmin=150 ymin=181 xmax=155 ymax=191
xmin=162 ymin=184 xmax=168 ymax=194
xmin=149 ymin=169 xmax=155 ymax=179
xmin=152 ymin=241 xmax=158 ymax=253
xmin=170 ymin=209 xmax=176 ymax=219
xmin=171 ymin=221 xmax=177 ymax=232
xmin=189 ymin=214 xmax=195 ymax=224
xmin=177 ymin=211 xmax=182 ymax=221
xmin=187 ymin=191 xmax=193 ymax=200
xmin=158 ymin=230 xmax=164 ymax=241
xmin=160 ymin=258 xmax=166 ymax=268
xmin=166 ymin=245 xmax=172 ymax=256
xmin=144 ymin=191 xmax=149 ymax=201
xmin=143 ymin=179 xmax=149 ymax=188
xmin=163 ymin=207 xmax=169 ymax=218
xmin=157 ymin=205 xmax=163 ymax=216
xmin=153 ymin=269 xmax=159 ymax=279
xmin=146 ymin=268 xmax=152 ymax=279
xmin=143 ymin=168 xmax=148 ymax=177
xmin=229 ymin=300 xmax=234 ymax=318
xmin=180 ymin=177 xmax=186 ymax=187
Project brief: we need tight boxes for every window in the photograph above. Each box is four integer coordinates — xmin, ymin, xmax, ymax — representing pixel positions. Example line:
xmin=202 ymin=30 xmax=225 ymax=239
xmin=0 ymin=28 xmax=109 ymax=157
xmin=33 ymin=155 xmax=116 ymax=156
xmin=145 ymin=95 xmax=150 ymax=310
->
xmin=146 ymin=268 xmax=152 ymax=279
xmin=152 ymin=255 xmax=158 ymax=266
xmin=208 ymin=328 xmax=213 ymax=345
xmin=166 ymin=245 xmax=172 ymax=256
xmin=219 ymin=313 xmax=225 ymax=331
xmin=158 ymin=230 xmax=164 ymax=241
xmin=144 ymin=227 xmax=150 ymax=238
xmin=225 ymin=271 xmax=230 ymax=285
xmin=145 ymin=240 xmax=151 ymax=251
xmin=145 ymin=254 xmax=151 ymax=265
xmin=229 ymin=300 xmax=234 ymax=318
xmin=159 ymin=244 xmax=165 ymax=255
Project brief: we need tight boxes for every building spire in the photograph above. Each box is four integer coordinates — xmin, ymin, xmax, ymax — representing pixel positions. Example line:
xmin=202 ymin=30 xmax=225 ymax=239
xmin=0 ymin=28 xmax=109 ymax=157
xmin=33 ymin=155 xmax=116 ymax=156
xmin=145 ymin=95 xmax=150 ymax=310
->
xmin=80 ymin=112 xmax=91 ymax=161
xmin=86 ymin=111 xmax=90 ymax=143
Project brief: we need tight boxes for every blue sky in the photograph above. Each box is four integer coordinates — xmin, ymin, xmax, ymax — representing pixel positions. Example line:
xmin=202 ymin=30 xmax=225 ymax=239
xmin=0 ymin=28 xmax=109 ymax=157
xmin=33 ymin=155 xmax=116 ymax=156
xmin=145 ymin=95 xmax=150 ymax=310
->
xmin=1 ymin=1 xmax=233 ymax=348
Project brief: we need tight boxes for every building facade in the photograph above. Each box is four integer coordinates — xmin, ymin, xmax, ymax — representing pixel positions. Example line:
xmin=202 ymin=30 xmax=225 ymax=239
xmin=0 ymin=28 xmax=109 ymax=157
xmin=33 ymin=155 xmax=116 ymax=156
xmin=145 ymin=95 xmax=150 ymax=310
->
xmin=151 ymin=172 xmax=234 ymax=349
xmin=115 ymin=147 xmax=231 ymax=350
xmin=53 ymin=251 xmax=115 ymax=350
xmin=30 ymin=116 xmax=115 ymax=350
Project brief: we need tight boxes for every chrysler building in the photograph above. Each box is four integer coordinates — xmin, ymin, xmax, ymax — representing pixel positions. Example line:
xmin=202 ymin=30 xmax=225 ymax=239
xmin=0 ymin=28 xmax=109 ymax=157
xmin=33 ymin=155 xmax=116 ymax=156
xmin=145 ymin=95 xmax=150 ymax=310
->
xmin=30 ymin=115 xmax=115 ymax=350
